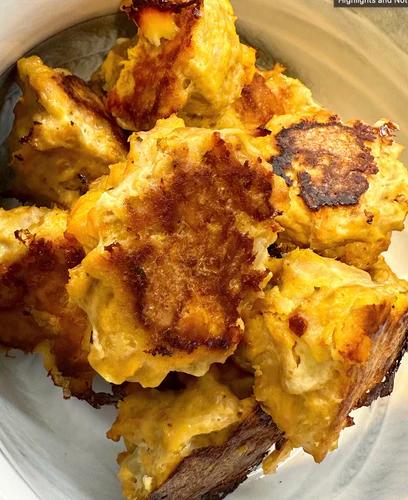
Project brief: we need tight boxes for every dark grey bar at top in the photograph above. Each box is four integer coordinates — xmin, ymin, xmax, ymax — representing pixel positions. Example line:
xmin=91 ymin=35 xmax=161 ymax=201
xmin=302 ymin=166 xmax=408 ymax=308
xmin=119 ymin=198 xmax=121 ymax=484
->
xmin=334 ymin=0 xmax=408 ymax=6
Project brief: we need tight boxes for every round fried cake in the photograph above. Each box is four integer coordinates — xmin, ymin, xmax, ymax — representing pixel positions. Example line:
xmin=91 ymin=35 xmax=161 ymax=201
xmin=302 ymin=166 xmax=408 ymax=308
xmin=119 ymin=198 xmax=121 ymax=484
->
xmin=9 ymin=56 xmax=127 ymax=208
xmin=265 ymin=112 xmax=408 ymax=269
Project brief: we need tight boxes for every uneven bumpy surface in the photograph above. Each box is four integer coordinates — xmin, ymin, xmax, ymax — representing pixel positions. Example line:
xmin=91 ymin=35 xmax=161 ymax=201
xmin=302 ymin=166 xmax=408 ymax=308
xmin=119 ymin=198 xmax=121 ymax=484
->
xmin=150 ymin=405 xmax=281 ymax=500
xmin=271 ymin=119 xmax=378 ymax=210
xmin=108 ymin=369 xmax=281 ymax=500
xmin=0 ymin=206 xmax=94 ymax=399
xmin=149 ymin=406 xmax=282 ymax=500
xmin=105 ymin=0 xmax=255 ymax=130
xmin=266 ymin=113 xmax=408 ymax=269
xmin=241 ymin=250 xmax=408 ymax=462
xmin=9 ymin=56 xmax=127 ymax=208
xmin=68 ymin=117 xmax=278 ymax=386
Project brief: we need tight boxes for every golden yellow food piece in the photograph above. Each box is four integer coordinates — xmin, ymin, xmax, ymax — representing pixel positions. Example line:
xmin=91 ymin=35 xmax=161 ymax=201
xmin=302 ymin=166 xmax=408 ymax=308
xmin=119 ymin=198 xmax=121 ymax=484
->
xmin=105 ymin=0 xmax=256 ymax=130
xmin=68 ymin=116 xmax=278 ymax=386
xmin=214 ymin=65 xmax=320 ymax=131
xmin=262 ymin=64 xmax=319 ymax=116
xmin=241 ymin=249 xmax=408 ymax=462
xmin=266 ymin=113 xmax=408 ymax=269
xmin=91 ymin=37 xmax=135 ymax=94
xmin=108 ymin=370 xmax=255 ymax=499
xmin=0 ymin=206 xmax=93 ymax=399
xmin=9 ymin=56 xmax=127 ymax=208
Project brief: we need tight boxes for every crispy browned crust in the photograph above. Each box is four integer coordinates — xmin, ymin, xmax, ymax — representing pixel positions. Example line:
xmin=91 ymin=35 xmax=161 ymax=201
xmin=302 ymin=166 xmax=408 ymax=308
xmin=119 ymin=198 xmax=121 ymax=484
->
xmin=288 ymin=313 xmax=308 ymax=338
xmin=104 ymin=134 xmax=275 ymax=358
xmin=16 ymin=73 xmax=127 ymax=151
xmin=271 ymin=119 xmax=379 ymax=211
xmin=235 ymin=73 xmax=280 ymax=130
xmin=61 ymin=74 xmax=127 ymax=146
xmin=150 ymin=405 xmax=281 ymax=500
xmin=0 ymin=231 xmax=94 ymax=399
xmin=109 ymin=1 xmax=203 ymax=130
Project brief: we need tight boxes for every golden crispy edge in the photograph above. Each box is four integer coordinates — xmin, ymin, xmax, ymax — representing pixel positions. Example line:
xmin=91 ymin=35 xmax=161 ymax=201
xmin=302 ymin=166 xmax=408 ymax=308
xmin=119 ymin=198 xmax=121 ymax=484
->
xmin=235 ymin=73 xmax=281 ymax=132
xmin=60 ymin=74 xmax=127 ymax=147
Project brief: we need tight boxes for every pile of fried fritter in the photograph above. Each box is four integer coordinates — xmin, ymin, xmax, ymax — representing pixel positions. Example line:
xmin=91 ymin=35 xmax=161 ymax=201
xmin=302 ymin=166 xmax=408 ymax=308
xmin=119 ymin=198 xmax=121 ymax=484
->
xmin=1 ymin=0 xmax=408 ymax=499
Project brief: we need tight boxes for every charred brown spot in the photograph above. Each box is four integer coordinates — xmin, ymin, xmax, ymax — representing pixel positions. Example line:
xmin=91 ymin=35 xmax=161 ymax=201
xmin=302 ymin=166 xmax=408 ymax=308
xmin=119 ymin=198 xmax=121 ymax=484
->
xmin=107 ymin=135 xmax=275 ymax=356
xmin=271 ymin=119 xmax=379 ymax=211
xmin=19 ymin=127 xmax=34 ymax=145
xmin=235 ymin=73 xmax=280 ymax=129
xmin=364 ymin=210 xmax=374 ymax=225
xmin=77 ymin=172 xmax=89 ymax=195
xmin=268 ymin=244 xmax=283 ymax=259
xmin=61 ymin=74 xmax=126 ymax=145
xmin=289 ymin=314 xmax=308 ymax=337
xmin=14 ymin=228 xmax=32 ymax=245
xmin=109 ymin=0 xmax=203 ymax=130
xmin=77 ymin=383 xmax=129 ymax=409
xmin=62 ymin=232 xmax=86 ymax=268
xmin=254 ymin=128 xmax=272 ymax=138
xmin=378 ymin=121 xmax=398 ymax=145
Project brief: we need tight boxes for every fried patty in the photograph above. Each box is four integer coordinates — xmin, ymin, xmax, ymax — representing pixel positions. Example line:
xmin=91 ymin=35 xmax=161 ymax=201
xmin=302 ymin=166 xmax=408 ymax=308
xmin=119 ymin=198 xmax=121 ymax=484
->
xmin=68 ymin=116 xmax=278 ymax=386
xmin=9 ymin=56 xmax=127 ymax=208
xmin=266 ymin=113 xmax=408 ymax=269
xmin=104 ymin=0 xmax=255 ymax=130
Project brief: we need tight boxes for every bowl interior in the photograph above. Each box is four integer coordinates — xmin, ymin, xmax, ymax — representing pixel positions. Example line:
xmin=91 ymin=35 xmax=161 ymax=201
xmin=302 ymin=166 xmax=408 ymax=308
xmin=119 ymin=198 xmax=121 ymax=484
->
xmin=0 ymin=2 xmax=408 ymax=499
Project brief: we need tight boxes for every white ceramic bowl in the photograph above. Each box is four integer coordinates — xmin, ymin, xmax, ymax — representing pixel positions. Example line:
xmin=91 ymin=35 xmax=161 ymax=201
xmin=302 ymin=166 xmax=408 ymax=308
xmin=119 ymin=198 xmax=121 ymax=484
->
xmin=0 ymin=1 xmax=407 ymax=499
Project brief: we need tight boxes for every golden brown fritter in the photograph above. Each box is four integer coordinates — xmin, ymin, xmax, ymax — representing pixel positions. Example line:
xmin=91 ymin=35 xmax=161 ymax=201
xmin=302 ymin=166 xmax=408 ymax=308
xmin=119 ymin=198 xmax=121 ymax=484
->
xmin=0 ymin=206 xmax=93 ymax=399
xmin=241 ymin=249 xmax=408 ymax=462
xmin=105 ymin=0 xmax=256 ymax=130
xmin=108 ymin=370 xmax=259 ymax=499
xmin=266 ymin=113 xmax=408 ymax=269
xmin=9 ymin=56 xmax=127 ymax=208
xmin=68 ymin=116 xmax=279 ymax=386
